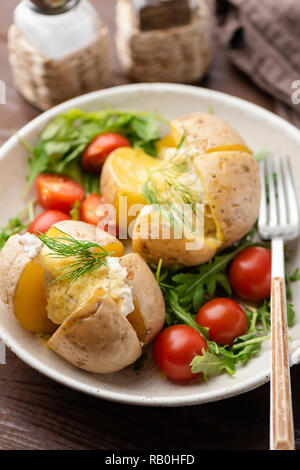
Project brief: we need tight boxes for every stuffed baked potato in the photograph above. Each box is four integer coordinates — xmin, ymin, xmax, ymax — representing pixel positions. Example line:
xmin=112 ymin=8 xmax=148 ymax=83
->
xmin=0 ymin=221 xmax=165 ymax=373
xmin=101 ymin=113 xmax=261 ymax=267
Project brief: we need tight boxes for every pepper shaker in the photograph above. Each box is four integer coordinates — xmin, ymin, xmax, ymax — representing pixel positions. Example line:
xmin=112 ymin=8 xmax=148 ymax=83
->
xmin=8 ymin=0 xmax=111 ymax=110
xmin=115 ymin=0 xmax=211 ymax=83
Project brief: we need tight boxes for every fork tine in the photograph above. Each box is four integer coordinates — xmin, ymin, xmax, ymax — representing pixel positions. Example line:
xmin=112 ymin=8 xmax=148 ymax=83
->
xmin=258 ymin=159 xmax=267 ymax=229
xmin=282 ymin=156 xmax=300 ymax=228
xmin=267 ymin=155 xmax=278 ymax=227
xmin=274 ymin=156 xmax=287 ymax=226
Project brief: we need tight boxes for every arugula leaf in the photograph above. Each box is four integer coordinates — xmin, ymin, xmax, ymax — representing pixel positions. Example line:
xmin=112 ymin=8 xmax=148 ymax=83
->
xmin=131 ymin=113 xmax=160 ymax=142
xmin=286 ymin=268 xmax=300 ymax=301
xmin=190 ymin=349 xmax=234 ymax=381
xmin=190 ymin=307 xmax=270 ymax=380
xmin=287 ymin=302 xmax=295 ymax=328
xmin=26 ymin=142 xmax=51 ymax=189
xmin=172 ymin=243 xmax=253 ymax=312
xmin=0 ymin=216 xmax=26 ymax=250
xmin=0 ymin=201 xmax=36 ymax=251
xmin=153 ymin=225 xmax=300 ymax=380
xmin=289 ymin=267 xmax=300 ymax=282
xmin=23 ymin=109 xmax=163 ymax=191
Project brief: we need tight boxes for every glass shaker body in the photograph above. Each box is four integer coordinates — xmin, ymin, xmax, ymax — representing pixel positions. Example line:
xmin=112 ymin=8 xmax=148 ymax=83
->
xmin=14 ymin=0 xmax=99 ymax=59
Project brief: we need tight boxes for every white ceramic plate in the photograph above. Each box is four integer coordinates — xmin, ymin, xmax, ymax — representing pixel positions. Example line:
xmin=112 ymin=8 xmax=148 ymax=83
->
xmin=1 ymin=83 xmax=300 ymax=407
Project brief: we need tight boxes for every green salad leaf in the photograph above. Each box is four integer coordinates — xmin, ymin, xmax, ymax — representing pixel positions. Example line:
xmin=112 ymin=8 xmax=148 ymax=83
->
xmin=190 ymin=349 xmax=234 ymax=380
xmin=25 ymin=109 xmax=163 ymax=191
xmin=153 ymin=224 xmax=299 ymax=381
xmin=0 ymin=201 xmax=35 ymax=251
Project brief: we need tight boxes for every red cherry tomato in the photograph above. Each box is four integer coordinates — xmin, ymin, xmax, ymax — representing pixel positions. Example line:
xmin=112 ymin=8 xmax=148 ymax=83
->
xmin=28 ymin=210 xmax=71 ymax=235
xmin=36 ymin=173 xmax=85 ymax=213
xmin=196 ymin=298 xmax=248 ymax=346
xmin=82 ymin=133 xmax=131 ymax=173
xmin=152 ymin=325 xmax=208 ymax=381
xmin=80 ymin=193 xmax=118 ymax=236
xmin=80 ymin=194 xmax=105 ymax=226
xmin=228 ymin=246 xmax=271 ymax=301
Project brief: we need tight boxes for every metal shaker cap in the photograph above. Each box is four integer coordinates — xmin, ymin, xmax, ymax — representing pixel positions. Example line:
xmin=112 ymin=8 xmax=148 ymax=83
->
xmin=29 ymin=0 xmax=80 ymax=15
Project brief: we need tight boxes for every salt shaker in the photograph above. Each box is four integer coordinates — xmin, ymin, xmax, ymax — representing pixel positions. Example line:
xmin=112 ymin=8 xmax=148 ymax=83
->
xmin=8 ymin=0 xmax=111 ymax=110
xmin=115 ymin=0 xmax=211 ymax=83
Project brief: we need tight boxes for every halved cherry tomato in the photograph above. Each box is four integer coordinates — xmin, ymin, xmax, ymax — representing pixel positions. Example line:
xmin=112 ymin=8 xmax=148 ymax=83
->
xmin=228 ymin=246 xmax=271 ymax=301
xmin=80 ymin=193 xmax=118 ymax=236
xmin=82 ymin=133 xmax=131 ymax=173
xmin=28 ymin=210 xmax=71 ymax=235
xmin=152 ymin=325 xmax=208 ymax=381
xmin=79 ymin=193 xmax=105 ymax=226
xmin=36 ymin=173 xmax=85 ymax=213
xmin=196 ymin=298 xmax=248 ymax=346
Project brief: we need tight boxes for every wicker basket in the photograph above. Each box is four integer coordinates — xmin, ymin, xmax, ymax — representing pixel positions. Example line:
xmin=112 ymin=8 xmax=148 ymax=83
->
xmin=8 ymin=20 xmax=111 ymax=111
xmin=115 ymin=0 xmax=211 ymax=83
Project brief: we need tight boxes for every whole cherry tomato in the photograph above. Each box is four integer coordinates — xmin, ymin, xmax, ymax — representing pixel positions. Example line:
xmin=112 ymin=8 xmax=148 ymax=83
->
xmin=80 ymin=193 xmax=118 ymax=236
xmin=196 ymin=298 xmax=248 ymax=346
xmin=152 ymin=325 xmax=208 ymax=381
xmin=82 ymin=133 xmax=131 ymax=173
xmin=36 ymin=173 xmax=85 ymax=213
xmin=28 ymin=210 xmax=71 ymax=235
xmin=228 ymin=246 xmax=271 ymax=301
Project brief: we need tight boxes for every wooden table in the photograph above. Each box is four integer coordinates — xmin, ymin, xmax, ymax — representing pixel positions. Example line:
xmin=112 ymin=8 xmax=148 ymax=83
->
xmin=0 ymin=0 xmax=299 ymax=451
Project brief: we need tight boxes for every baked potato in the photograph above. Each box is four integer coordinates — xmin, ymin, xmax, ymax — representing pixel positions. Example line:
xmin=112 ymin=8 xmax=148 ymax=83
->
xmin=132 ymin=204 xmax=217 ymax=267
xmin=132 ymin=149 xmax=261 ymax=266
xmin=0 ymin=221 xmax=165 ymax=373
xmin=100 ymin=112 xmax=260 ymax=267
xmin=157 ymin=112 xmax=251 ymax=158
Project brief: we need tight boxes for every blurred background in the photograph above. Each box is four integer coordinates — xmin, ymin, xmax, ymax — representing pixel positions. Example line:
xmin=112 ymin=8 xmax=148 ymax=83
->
xmin=1 ymin=0 xmax=299 ymax=148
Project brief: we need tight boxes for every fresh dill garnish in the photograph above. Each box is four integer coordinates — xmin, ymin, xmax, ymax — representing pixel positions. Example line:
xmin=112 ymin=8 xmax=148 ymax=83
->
xmin=37 ymin=229 xmax=112 ymax=283
xmin=142 ymin=134 xmax=203 ymax=231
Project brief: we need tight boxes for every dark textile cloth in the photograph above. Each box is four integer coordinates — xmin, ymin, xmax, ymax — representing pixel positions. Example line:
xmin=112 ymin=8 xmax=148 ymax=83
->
xmin=215 ymin=0 xmax=300 ymax=115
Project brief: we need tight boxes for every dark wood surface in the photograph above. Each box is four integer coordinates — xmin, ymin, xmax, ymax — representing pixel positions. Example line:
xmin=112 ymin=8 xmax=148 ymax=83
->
xmin=0 ymin=0 xmax=300 ymax=451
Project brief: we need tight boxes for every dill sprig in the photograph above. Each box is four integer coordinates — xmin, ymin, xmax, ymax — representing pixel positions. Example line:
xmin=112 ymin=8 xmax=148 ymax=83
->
xmin=37 ymin=229 xmax=112 ymax=283
xmin=142 ymin=134 xmax=203 ymax=231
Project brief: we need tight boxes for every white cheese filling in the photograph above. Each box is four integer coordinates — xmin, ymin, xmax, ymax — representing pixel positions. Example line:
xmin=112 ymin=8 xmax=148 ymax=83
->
xmin=18 ymin=233 xmax=43 ymax=259
xmin=105 ymin=257 xmax=134 ymax=317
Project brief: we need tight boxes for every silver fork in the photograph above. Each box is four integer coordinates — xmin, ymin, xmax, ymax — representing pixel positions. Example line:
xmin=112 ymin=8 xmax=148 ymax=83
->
xmin=258 ymin=155 xmax=300 ymax=450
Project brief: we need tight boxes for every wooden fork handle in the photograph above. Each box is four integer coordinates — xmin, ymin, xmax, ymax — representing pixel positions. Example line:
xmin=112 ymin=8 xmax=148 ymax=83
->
xmin=270 ymin=277 xmax=295 ymax=450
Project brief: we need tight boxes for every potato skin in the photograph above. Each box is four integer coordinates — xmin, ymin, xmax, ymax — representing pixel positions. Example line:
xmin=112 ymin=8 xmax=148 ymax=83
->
xmin=49 ymin=253 xmax=165 ymax=373
xmin=0 ymin=226 xmax=163 ymax=374
xmin=48 ymin=294 xmax=142 ymax=374
xmin=170 ymin=112 xmax=248 ymax=154
xmin=132 ymin=209 xmax=217 ymax=267
xmin=51 ymin=220 xmax=124 ymax=252
xmin=119 ymin=253 xmax=165 ymax=343
xmin=0 ymin=234 xmax=42 ymax=316
xmin=132 ymin=149 xmax=260 ymax=266
xmin=194 ymin=150 xmax=261 ymax=246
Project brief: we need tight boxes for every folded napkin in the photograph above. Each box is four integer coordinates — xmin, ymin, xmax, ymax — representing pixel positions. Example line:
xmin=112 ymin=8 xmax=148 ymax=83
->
xmin=215 ymin=0 xmax=300 ymax=116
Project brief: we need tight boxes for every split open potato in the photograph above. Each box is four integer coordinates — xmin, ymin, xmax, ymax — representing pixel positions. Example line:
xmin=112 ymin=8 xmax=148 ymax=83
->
xmin=101 ymin=113 xmax=261 ymax=267
xmin=0 ymin=221 xmax=165 ymax=373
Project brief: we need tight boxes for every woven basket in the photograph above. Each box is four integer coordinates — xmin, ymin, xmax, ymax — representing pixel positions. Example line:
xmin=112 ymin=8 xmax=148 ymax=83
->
xmin=8 ymin=20 xmax=111 ymax=111
xmin=115 ymin=0 xmax=211 ymax=83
